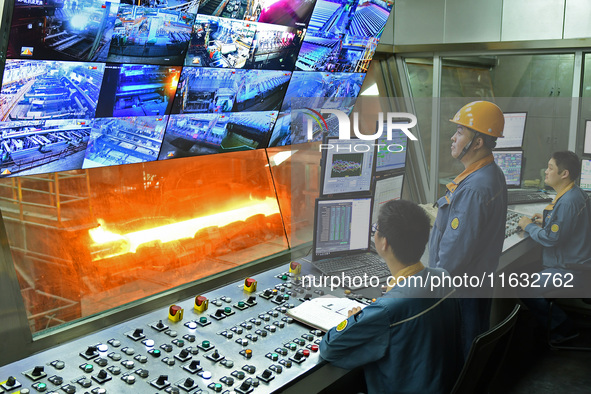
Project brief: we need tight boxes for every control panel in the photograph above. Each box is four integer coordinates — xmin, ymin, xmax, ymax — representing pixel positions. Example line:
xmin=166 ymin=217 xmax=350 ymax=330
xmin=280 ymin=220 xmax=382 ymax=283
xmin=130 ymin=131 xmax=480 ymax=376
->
xmin=0 ymin=265 xmax=370 ymax=394
xmin=505 ymin=209 xmax=522 ymax=239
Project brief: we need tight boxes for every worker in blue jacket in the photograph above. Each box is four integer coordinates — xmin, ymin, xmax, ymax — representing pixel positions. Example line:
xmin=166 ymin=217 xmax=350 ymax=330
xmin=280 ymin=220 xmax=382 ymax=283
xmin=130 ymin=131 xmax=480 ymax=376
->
xmin=518 ymin=151 xmax=591 ymax=344
xmin=320 ymin=200 xmax=463 ymax=394
xmin=429 ymin=101 xmax=508 ymax=358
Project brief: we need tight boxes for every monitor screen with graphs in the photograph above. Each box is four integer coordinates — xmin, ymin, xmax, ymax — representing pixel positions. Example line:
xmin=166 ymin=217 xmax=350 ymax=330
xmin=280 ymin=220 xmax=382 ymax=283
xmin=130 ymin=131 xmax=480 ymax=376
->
xmin=493 ymin=150 xmax=523 ymax=187
xmin=371 ymin=173 xmax=404 ymax=224
xmin=320 ymin=138 xmax=375 ymax=196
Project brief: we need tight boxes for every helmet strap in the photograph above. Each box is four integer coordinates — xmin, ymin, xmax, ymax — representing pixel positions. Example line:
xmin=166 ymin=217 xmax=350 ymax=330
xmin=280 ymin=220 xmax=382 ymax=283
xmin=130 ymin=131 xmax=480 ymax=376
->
xmin=457 ymin=132 xmax=479 ymax=161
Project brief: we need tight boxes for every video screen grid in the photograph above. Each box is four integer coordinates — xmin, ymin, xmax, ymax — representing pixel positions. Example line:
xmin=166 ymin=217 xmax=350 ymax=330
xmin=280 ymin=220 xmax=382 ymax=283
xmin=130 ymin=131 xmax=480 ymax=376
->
xmin=0 ymin=0 xmax=393 ymax=177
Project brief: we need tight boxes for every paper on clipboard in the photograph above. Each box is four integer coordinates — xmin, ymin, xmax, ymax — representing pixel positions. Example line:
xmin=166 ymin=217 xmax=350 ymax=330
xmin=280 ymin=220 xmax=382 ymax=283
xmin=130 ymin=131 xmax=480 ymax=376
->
xmin=286 ymin=295 xmax=368 ymax=332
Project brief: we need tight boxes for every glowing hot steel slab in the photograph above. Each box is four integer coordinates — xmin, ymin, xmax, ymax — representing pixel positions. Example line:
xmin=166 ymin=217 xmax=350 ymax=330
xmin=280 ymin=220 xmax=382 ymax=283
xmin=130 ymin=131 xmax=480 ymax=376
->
xmin=89 ymin=197 xmax=281 ymax=260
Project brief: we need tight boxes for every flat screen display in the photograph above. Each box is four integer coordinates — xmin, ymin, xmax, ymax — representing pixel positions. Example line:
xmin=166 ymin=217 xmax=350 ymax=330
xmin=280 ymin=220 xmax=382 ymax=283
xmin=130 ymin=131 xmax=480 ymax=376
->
xmin=371 ymin=173 xmax=403 ymax=224
xmin=581 ymin=159 xmax=591 ymax=192
xmin=493 ymin=150 xmax=523 ymax=187
xmin=321 ymin=137 xmax=375 ymax=196
xmin=584 ymin=120 xmax=591 ymax=155
xmin=313 ymin=196 xmax=372 ymax=259
xmin=496 ymin=112 xmax=526 ymax=149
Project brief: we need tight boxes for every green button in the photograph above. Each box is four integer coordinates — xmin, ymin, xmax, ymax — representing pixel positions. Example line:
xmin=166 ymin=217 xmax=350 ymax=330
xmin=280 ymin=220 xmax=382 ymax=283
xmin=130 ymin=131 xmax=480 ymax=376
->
xmin=200 ymin=317 xmax=208 ymax=323
xmin=202 ymin=340 xmax=210 ymax=348
xmin=38 ymin=383 xmax=47 ymax=389
xmin=152 ymin=349 xmax=161 ymax=356
xmin=224 ymin=307 xmax=231 ymax=314
xmin=177 ymin=339 xmax=184 ymax=346
xmin=284 ymin=295 xmax=290 ymax=300
xmin=238 ymin=301 xmax=245 ymax=307
xmin=289 ymin=343 xmax=297 ymax=350
xmin=281 ymin=275 xmax=288 ymax=280
xmin=84 ymin=363 xmax=93 ymax=372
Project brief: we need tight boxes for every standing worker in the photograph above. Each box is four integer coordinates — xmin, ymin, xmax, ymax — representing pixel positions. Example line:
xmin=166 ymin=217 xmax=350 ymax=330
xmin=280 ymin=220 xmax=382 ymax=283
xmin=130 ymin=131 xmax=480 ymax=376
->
xmin=429 ymin=101 xmax=508 ymax=357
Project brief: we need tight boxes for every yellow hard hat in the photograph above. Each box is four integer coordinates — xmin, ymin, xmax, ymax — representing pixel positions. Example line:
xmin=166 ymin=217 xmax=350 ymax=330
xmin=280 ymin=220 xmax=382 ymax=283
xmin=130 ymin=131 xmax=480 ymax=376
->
xmin=450 ymin=101 xmax=504 ymax=138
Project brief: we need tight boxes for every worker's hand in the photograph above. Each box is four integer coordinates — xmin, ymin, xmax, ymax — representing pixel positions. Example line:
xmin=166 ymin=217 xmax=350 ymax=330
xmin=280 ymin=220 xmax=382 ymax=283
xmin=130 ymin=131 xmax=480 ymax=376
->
xmin=348 ymin=306 xmax=362 ymax=317
xmin=518 ymin=216 xmax=533 ymax=230
xmin=531 ymin=213 xmax=543 ymax=224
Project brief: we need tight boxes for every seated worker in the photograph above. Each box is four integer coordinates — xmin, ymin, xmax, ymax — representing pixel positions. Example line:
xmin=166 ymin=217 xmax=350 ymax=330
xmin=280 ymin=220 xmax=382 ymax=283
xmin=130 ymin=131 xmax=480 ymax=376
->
xmin=319 ymin=200 xmax=463 ymax=394
xmin=518 ymin=151 xmax=591 ymax=344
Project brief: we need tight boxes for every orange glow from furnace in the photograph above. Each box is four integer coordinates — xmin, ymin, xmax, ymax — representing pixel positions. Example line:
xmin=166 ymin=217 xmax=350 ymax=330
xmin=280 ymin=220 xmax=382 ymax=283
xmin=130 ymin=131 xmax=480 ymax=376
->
xmin=89 ymin=197 xmax=281 ymax=260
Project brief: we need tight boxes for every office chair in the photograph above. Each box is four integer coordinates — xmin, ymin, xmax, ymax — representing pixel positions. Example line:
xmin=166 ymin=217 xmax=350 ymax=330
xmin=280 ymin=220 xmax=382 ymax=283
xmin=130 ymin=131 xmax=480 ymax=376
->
xmin=547 ymin=263 xmax=591 ymax=351
xmin=450 ymin=304 xmax=521 ymax=394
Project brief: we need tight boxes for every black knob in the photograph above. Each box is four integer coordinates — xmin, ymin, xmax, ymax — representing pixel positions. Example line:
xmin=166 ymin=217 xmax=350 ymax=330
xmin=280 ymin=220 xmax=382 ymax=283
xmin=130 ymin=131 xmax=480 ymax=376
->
xmin=275 ymin=295 xmax=284 ymax=302
xmin=263 ymin=289 xmax=272 ymax=296
xmin=32 ymin=366 xmax=44 ymax=376
xmin=212 ymin=349 xmax=220 ymax=358
xmin=189 ymin=360 xmax=200 ymax=369
xmin=85 ymin=346 xmax=97 ymax=355
xmin=179 ymin=349 xmax=189 ymax=358
xmin=156 ymin=320 xmax=164 ymax=328
xmin=262 ymin=369 xmax=272 ymax=379
xmin=215 ymin=309 xmax=225 ymax=317
xmin=6 ymin=376 xmax=16 ymax=386
xmin=184 ymin=378 xmax=194 ymax=387
xmin=156 ymin=375 xmax=168 ymax=385
xmin=294 ymin=352 xmax=303 ymax=360
xmin=97 ymin=369 xmax=108 ymax=379
xmin=239 ymin=381 xmax=251 ymax=390
xmin=247 ymin=296 xmax=256 ymax=303
xmin=133 ymin=328 xmax=143 ymax=337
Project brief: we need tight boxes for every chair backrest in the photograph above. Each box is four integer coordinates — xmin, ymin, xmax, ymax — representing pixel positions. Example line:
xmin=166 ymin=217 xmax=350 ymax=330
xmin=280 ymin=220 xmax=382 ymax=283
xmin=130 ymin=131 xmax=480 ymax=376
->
xmin=450 ymin=304 xmax=521 ymax=394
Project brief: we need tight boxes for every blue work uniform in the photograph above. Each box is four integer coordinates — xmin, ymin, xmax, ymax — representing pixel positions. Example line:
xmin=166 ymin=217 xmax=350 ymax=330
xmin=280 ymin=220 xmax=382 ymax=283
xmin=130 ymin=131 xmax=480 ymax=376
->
xmin=319 ymin=265 xmax=463 ymax=394
xmin=525 ymin=183 xmax=591 ymax=269
xmin=428 ymin=154 xmax=507 ymax=356
xmin=521 ymin=183 xmax=591 ymax=331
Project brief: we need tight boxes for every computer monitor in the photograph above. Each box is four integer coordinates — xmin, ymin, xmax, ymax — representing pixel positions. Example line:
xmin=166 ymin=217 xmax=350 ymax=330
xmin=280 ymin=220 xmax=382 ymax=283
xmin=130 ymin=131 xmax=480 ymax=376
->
xmin=320 ymin=137 xmax=375 ymax=196
xmin=372 ymin=174 xmax=404 ymax=224
xmin=313 ymin=196 xmax=373 ymax=260
xmin=493 ymin=150 xmax=523 ymax=187
xmin=375 ymin=131 xmax=407 ymax=173
xmin=496 ymin=112 xmax=526 ymax=149
xmin=584 ymin=121 xmax=591 ymax=155
xmin=581 ymin=159 xmax=591 ymax=192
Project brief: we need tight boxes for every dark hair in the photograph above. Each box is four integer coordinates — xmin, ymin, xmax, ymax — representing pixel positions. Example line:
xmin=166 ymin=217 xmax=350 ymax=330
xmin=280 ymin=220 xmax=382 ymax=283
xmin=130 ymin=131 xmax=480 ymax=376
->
xmin=551 ymin=151 xmax=580 ymax=181
xmin=376 ymin=199 xmax=430 ymax=265
xmin=477 ymin=133 xmax=497 ymax=150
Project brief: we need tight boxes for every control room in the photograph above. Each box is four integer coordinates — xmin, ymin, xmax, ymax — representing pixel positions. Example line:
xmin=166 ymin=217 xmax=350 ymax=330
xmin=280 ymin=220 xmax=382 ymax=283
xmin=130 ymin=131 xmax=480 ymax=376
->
xmin=1 ymin=0 xmax=591 ymax=393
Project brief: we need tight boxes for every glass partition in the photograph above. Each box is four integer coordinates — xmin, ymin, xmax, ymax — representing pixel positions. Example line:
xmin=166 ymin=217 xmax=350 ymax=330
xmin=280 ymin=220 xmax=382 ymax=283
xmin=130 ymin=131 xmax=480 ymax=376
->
xmin=0 ymin=150 xmax=289 ymax=334
xmin=438 ymin=54 xmax=574 ymax=195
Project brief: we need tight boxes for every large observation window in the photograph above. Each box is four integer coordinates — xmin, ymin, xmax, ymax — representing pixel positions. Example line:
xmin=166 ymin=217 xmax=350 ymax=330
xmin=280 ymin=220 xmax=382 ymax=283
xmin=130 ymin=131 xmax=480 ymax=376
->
xmin=437 ymin=54 xmax=574 ymax=193
xmin=0 ymin=150 xmax=289 ymax=335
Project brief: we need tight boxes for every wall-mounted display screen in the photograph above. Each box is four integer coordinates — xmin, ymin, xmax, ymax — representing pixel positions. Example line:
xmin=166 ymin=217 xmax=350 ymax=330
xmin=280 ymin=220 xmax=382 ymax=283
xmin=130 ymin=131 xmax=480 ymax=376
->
xmin=0 ymin=0 xmax=394 ymax=178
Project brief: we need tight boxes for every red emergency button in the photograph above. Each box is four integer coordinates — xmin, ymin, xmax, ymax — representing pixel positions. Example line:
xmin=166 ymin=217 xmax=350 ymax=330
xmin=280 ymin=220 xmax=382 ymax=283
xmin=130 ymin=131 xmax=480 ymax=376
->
xmin=244 ymin=278 xmax=257 ymax=292
xmin=310 ymin=345 xmax=319 ymax=352
xmin=302 ymin=349 xmax=310 ymax=357
xmin=170 ymin=305 xmax=182 ymax=315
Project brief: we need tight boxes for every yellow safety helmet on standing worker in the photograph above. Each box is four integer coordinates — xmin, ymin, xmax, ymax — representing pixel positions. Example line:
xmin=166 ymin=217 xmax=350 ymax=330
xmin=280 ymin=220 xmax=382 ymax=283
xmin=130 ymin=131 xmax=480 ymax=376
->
xmin=450 ymin=101 xmax=505 ymax=138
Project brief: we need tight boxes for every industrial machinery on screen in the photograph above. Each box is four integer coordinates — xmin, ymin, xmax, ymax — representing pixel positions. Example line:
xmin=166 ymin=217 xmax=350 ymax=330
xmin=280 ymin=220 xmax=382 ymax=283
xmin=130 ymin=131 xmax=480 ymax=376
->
xmin=1 ymin=0 xmax=394 ymax=177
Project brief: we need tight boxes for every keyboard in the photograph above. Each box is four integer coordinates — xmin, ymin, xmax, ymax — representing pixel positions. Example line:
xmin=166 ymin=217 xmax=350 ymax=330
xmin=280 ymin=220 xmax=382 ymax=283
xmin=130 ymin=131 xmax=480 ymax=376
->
xmin=507 ymin=189 xmax=552 ymax=205
xmin=311 ymin=253 xmax=391 ymax=289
